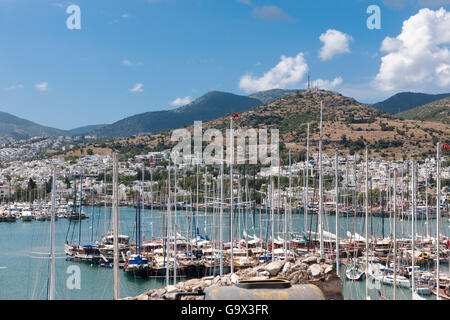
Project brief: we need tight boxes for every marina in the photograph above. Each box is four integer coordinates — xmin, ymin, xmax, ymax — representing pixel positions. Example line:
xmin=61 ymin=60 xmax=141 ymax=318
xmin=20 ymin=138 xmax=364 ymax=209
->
xmin=2 ymin=0 xmax=450 ymax=306
xmin=0 ymin=121 xmax=448 ymax=300
xmin=0 ymin=119 xmax=449 ymax=300
xmin=0 ymin=201 xmax=448 ymax=299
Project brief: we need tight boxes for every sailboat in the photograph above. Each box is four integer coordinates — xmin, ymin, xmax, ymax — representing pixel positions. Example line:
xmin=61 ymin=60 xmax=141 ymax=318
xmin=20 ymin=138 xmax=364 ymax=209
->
xmin=124 ymin=199 xmax=150 ymax=278
xmin=65 ymin=173 xmax=101 ymax=264
xmin=345 ymin=263 xmax=365 ymax=281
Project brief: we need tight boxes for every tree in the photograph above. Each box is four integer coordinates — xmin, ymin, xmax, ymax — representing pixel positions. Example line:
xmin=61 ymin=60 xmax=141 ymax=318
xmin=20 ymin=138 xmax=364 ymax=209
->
xmin=45 ymin=177 xmax=53 ymax=194
xmin=64 ymin=176 xmax=71 ymax=189
xmin=27 ymin=178 xmax=36 ymax=191
xmin=87 ymin=148 xmax=94 ymax=155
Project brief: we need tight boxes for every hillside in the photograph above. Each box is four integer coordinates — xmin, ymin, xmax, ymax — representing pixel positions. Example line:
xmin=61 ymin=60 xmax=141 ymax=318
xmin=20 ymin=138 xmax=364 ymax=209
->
xmin=397 ymin=97 xmax=450 ymax=124
xmin=0 ymin=111 xmax=110 ymax=143
xmin=372 ymin=92 xmax=450 ymax=114
xmin=249 ymin=89 xmax=300 ymax=104
xmin=94 ymin=90 xmax=449 ymax=160
xmin=90 ymin=91 xmax=263 ymax=138
xmin=66 ymin=124 xmax=108 ymax=136
xmin=0 ymin=111 xmax=65 ymax=143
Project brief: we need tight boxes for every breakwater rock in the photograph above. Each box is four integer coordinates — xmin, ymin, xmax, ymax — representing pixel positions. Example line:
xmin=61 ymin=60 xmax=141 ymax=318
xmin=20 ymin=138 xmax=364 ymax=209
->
xmin=124 ymin=254 xmax=344 ymax=300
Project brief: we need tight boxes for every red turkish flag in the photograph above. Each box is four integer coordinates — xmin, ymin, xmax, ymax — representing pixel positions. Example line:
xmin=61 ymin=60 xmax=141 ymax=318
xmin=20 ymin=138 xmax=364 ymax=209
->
xmin=232 ymin=113 xmax=239 ymax=118
xmin=442 ymin=145 xmax=450 ymax=150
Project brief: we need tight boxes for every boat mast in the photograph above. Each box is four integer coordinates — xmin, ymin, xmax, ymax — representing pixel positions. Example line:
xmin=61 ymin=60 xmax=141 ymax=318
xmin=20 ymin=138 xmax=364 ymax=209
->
xmin=436 ymin=142 xmax=441 ymax=300
xmin=270 ymin=177 xmax=274 ymax=260
xmin=195 ymin=154 xmax=199 ymax=249
xmin=78 ymin=172 xmax=83 ymax=246
xmin=47 ymin=165 xmax=56 ymax=300
xmin=112 ymin=153 xmax=120 ymax=300
xmin=318 ymin=101 xmax=324 ymax=258
xmin=245 ymin=169 xmax=249 ymax=258
xmin=166 ymin=164 xmax=171 ymax=286
xmin=411 ymin=160 xmax=416 ymax=298
xmin=91 ymin=189 xmax=94 ymax=244
xmin=388 ymin=163 xmax=392 ymax=236
xmin=393 ymin=169 xmax=397 ymax=300
xmin=173 ymin=159 xmax=177 ymax=284
xmin=150 ymin=165 xmax=154 ymax=239
xmin=287 ymin=150 xmax=292 ymax=259
xmin=283 ymin=196 xmax=287 ymax=260
xmin=365 ymin=147 xmax=369 ymax=300
xmin=305 ymin=123 xmax=310 ymax=234
xmin=335 ymin=149 xmax=339 ymax=276
xmin=104 ymin=168 xmax=107 ymax=235
xmin=142 ymin=162 xmax=145 ymax=245
xmin=204 ymin=166 xmax=208 ymax=237
xmin=219 ymin=158 xmax=224 ymax=276
xmin=278 ymin=162 xmax=281 ymax=239
xmin=425 ymin=160 xmax=429 ymax=238
xmin=230 ymin=114 xmax=234 ymax=273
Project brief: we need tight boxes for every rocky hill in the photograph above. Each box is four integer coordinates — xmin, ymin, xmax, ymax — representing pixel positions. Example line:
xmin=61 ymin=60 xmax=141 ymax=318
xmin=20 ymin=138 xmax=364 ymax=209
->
xmin=63 ymin=90 xmax=450 ymax=160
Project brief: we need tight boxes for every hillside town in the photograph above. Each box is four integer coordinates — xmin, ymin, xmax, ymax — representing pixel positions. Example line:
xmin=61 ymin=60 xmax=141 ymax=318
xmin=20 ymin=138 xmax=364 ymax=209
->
xmin=0 ymin=146 xmax=448 ymax=209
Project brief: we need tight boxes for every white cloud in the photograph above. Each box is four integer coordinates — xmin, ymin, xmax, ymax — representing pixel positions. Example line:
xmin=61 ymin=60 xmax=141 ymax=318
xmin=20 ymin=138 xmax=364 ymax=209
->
xmin=239 ymin=52 xmax=308 ymax=93
xmin=129 ymin=83 xmax=144 ymax=93
xmin=123 ymin=59 xmax=142 ymax=66
xmin=374 ymin=8 xmax=450 ymax=91
xmin=35 ymin=82 xmax=49 ymax=91
xmin=252 ymin=5 xmax=293 ymax=21
xmin=4 ymin=84 xmax=23 ymax=91
xmin=318 ymin=29 xmax=353 ymax=61
xmin=171 ymin=96 xmax=192 ymax=106
xmin=121 ymin=13 xmax=131 ymax=18
xmin=309 ymin=77 xmax=343 ymax=90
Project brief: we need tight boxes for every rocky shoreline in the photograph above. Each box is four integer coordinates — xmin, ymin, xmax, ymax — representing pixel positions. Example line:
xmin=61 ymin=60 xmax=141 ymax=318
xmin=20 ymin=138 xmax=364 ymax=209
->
xmin=123 ymin=254 xmax=344 ymax=300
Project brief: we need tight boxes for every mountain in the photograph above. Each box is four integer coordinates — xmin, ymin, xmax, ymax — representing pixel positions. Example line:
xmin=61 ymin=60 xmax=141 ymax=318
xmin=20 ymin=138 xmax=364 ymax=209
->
xmin=249 ymin=89 xmax=300 ymax=104
xmin=91 ymin=91 xmax=263 ymax=138
xmin=0 ymin=111 xmax=108 ymax=143
xmin=397 ymin=97 xmax=450 ymax=124
xmin=104 ymin=90 xmax=449 ymax=159
xmin=0 ymin=111 xmax=65 ymax=143
xmin=372 ymin=92 xmax=450 ymax=114
xmin=0 ymin=89 xmax=301 ymax=142
xmin=66 ymin=124 xmax=108 ymax=136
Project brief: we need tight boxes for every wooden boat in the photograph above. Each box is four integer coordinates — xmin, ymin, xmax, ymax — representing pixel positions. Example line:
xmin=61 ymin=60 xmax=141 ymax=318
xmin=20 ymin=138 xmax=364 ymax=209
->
xmin=67 ymin=212 xmax=87 ymax=220
xmin=65 ymin=244 xmax=102 ymax=264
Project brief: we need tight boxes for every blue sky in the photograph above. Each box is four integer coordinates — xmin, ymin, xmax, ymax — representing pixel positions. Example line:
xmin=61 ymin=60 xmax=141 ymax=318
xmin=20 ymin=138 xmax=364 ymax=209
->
xmin=1 ymin=0 xmax=450 ymax=129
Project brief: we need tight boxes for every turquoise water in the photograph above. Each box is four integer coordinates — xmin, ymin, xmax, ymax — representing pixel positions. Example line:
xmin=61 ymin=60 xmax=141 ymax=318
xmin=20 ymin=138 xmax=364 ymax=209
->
xmin=0 ymin=206 xmax=448 ymax=300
